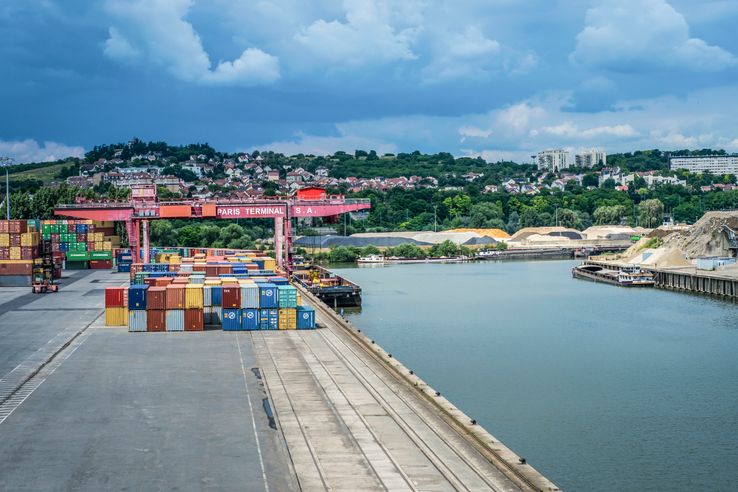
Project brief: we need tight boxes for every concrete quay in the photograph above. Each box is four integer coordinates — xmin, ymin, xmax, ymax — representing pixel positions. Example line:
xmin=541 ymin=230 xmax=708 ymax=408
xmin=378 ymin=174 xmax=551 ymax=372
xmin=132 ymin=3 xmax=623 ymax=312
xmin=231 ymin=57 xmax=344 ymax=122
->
xmin=0 ymin=270 xmax=559 ymax=491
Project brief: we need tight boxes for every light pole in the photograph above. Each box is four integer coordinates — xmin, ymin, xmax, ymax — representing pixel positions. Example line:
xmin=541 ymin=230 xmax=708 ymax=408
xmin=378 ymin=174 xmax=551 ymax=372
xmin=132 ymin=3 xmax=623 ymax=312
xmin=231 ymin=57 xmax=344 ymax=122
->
xmin=433 ymin=204 xmax=438 ymax=232
xmin=0 ymin=157 xmax=13 ymax=220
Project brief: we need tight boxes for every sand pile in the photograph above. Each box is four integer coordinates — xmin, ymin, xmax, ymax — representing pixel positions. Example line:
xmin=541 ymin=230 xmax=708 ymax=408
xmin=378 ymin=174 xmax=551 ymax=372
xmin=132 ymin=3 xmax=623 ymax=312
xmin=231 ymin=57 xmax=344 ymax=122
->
xmin=661 ymin=211 xmax=738 ymax=258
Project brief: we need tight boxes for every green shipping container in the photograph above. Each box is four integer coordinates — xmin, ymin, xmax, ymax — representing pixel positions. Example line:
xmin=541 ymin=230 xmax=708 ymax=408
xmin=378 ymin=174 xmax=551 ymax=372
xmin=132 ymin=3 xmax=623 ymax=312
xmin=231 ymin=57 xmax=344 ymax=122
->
xmin=51 ymin=224 xmax=60 ymax=233
xmin=66 ymin=252 xmax=89 ymax=261
xmin=65 ymin=260 xmax=89 ymax=270
xmin=42 ymin=224 xmax=52 ymax=234
xmin=42 ymin=233 xmax=51 ymax=240
xmin=90 ymin=251 xmax=112 ymax=260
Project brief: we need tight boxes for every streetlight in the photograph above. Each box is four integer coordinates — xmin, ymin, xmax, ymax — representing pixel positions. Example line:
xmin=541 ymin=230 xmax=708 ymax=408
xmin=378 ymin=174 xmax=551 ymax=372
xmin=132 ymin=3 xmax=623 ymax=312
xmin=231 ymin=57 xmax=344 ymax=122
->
xmin=0 ymin=156 xmax=13 ymax=220
xmin=433 ymin=204 xmax=438 ymax=232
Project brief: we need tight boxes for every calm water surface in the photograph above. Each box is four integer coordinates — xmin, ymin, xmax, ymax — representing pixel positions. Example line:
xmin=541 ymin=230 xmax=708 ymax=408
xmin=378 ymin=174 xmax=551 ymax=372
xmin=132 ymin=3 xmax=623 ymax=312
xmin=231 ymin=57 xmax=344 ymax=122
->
xmin=332 ymin=260 xmax=738 ymax=492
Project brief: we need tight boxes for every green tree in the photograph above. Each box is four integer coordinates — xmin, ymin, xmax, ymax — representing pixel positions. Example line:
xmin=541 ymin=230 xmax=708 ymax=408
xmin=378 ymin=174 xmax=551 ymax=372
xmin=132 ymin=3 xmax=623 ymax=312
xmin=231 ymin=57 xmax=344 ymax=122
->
xmin=468 ymin=202 xmax=505 ymax=228
xmin=593 ymin=205 xmax=627 ymax=225
xmin=150 ymin=220 xmax=178 ymax=246
xmin=638 ymin=198 xmax=664 ymax=228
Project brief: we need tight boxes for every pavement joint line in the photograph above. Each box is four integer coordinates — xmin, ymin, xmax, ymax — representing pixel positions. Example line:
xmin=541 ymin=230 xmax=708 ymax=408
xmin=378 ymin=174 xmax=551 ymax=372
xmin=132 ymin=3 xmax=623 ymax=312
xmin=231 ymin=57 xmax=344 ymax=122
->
xmin=235 ymin=334 xmax=270 ymax=492
xmin=0 ymin=308 xmax=105 ymax=409
xmin=0 ymin=328 xmax=92 ymax=425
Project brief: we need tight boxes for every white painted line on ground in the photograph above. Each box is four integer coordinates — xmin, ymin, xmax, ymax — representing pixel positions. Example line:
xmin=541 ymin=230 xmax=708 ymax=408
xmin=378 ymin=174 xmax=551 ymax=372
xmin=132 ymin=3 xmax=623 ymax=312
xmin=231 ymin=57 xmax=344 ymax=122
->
xmin=236 ymin=334 xmax=269 ymax=492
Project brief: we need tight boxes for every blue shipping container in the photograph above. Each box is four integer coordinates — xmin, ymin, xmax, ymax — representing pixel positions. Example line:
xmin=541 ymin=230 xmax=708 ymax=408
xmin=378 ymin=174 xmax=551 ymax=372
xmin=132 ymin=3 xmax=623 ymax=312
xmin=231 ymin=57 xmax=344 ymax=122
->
xmin=117 ymin=264 xmax=131 ymax=273
xmin=211 ymin=286 xmax=222 ymax=306
xmin=242 ymin=308 xmax=259 ymax=330
xmin=259 ymin=309 xmax=279 ymax=330
xmin=129 ymin=310 xmax=147 ymax=332
xmin=259 ymin=283 xmax=278 ymax=308
xmin=222 ymin=308 xmax=242 ymax=331
xmin=128 ymin=284 xmax=149 ymax=310
xmin=297 ymin=306 xmax=316 ymax=330
xmin=271 ymin=276 xmax=289 ymax=285
xmin=166 ymin=310 xmax=184 ymax=332
xmin=75 ymin=224 xmax=88 ymax=233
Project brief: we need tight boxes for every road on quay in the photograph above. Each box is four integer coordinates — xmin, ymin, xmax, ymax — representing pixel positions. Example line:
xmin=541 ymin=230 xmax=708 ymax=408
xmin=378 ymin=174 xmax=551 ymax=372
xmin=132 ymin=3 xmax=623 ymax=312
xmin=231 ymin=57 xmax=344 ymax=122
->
xmin=0 ymin=270 xmax=557 ymax=491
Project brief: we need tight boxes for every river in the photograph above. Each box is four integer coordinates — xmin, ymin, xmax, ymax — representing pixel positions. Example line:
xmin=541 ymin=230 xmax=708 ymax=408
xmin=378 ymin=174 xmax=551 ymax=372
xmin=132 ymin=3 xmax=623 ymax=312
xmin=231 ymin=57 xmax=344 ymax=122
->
xmin=331 ymin=260 xmax=738 ymax=492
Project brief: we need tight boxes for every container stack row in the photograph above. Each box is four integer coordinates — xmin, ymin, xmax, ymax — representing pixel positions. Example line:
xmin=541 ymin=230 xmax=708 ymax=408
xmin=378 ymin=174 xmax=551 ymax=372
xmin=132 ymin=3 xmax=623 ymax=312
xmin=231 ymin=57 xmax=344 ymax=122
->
xmin=104 ymin=252 xmax=315 ymax=332
xmin=0 ymin=220 xmax=60 ymax=285
xmin=40 ymin=219 xmax=116 ymax=269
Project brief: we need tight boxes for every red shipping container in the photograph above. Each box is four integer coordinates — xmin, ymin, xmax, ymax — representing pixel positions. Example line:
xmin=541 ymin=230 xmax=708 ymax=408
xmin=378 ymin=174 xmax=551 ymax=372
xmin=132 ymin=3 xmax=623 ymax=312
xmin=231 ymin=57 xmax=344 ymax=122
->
xmin=205 ymin=266 xmax=218 ymax=277
xmin=155 ymin=277 xmax=173 ymax=286
xmin=67 ymin=224 xmax=76 ymax=233
xmin=77 ymin=233 xmax=87 ymax=242
xmin=165 ymin=284 xmax=186 ymax=309
xmin=0 ymin=221 xmax=7 ymax=233
xmin=143 ymin=277 xmax=157 ymax=286
xmin=0 ymin=262 xmax=32 ymax=275
xmin=184 ymin=309 xmax=204 ymax=331
xmin=105 ymin=286 xmax=127 ymax=307
xmin=10 ymin=234 xmax=21 ymax=247
xmin=147 ymin=310 xmax=166 ymax=332
xmin=221 ymin=286 xmax=241 ymax=308
xmin=146 ymin=287 xmax=167 ymax=310
xmin=8 ymin=221 xmax=27 ymax=234
xmin=193 ymin=265 xmax=206 ymax=273
xmin=0 ymin=248 xmax=9 ymax=260
xmin=90 ymin=260 xmax=113 ymax=269
xmin=218 ymin=265 xmax=233 ymax=275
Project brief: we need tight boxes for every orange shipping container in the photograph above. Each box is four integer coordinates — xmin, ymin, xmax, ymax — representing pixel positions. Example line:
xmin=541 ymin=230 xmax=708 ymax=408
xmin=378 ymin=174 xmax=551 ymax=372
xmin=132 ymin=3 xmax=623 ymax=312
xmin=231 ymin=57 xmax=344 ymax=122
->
xmin=166 ymin=284 xmax=186 ymax=309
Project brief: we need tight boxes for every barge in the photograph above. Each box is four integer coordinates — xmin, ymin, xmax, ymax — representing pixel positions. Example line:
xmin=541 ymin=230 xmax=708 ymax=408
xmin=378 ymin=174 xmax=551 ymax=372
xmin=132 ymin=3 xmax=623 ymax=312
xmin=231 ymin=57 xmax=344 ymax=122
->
xmin=573 ymin=264 xmax=655 ymax=287
xmin=292 ymin=264 xmax=362 ymax=308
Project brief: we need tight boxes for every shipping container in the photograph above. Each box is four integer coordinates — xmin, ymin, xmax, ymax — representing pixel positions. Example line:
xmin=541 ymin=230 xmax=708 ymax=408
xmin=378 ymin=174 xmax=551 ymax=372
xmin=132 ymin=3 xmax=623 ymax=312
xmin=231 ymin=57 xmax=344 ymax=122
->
xmin=147 ymin=310 xmax=166 ymax=332
xmin=259 ymin=283 xmax=278 ymax=308
xmin=222 ymin=285 xmax=241 ymax=308
xmin=297 ymin=306 xmax=316 ymax=330
xmin=185 ymin=308 xmax=204 ymax=331
xmin=165 ymin=309 xmax=185 ymax=332
xmin=242 ymin=308 xmax=259 ymax=330
xmin=146 ymin=287 xmax=167 ymax=310
xmin=211 ymin=285 xmax=222 ymax=306
xmin=277 ymin=285 xmax=298 ymax=308
xmin=129 ymin=310 xmax=147 ymax=332
xmin=128 ymin=284 xmax=149 ymax=310
xmin=89 ymin=259 xmax=113 ymax=269
xmin=105 ymin=286 xmax=127 ymax=307
xmin=105 ymin=307 xmax=128 ymax=326
xmin=185 ymin=284 xmax=204 ymax=308
xmin=165 ymin=284 xmax=186 ymax=309
xmin=259 ymin=308 xmax=279 ymax=330
xmin=222 ymin=308 xmax=242 ymax=330
xmin=203 ymin=285 xmax=212 ymax=307
xmin=204 ymin=306 xmax=222 ymax=325
xmin=240 ymin=284 xmax=259 ymax=308
xmin=278 ymin=308 xmax=297 ymax=330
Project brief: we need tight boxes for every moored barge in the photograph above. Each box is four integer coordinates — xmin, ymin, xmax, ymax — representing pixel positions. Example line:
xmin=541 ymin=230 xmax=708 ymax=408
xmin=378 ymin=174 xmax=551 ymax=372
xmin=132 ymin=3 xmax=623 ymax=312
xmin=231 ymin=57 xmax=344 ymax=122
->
xmin=292 ymin=265 xmax=362 ymax=307
xmin=573 ymin=264 xmax=655 ymax=287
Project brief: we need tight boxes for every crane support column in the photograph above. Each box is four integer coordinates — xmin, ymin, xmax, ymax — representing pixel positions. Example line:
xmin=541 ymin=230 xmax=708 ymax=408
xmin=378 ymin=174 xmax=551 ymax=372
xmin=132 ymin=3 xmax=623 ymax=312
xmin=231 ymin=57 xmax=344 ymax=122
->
xmin=142 ymin=219 xmax=150 ymax=264
xmin=126 ymin=220 xmax=140 ymax=263
xmin=274 ymin=216 xmax=284 ymax=268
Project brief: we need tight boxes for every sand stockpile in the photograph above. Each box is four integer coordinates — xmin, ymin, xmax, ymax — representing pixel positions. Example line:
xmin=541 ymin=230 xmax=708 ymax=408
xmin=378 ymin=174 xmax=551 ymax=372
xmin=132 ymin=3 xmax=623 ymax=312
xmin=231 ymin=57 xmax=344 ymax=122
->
xmin=661 ymin=211 xmax=738 ymax=258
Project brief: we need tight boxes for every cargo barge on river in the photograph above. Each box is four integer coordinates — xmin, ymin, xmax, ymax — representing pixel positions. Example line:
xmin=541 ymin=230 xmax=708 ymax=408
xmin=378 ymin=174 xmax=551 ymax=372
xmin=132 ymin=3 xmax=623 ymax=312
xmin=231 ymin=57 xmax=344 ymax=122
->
xmin=572 ymin=264 xmax=655 ymax=287
xmin=292 ymin=264 xmax=362 ymax=307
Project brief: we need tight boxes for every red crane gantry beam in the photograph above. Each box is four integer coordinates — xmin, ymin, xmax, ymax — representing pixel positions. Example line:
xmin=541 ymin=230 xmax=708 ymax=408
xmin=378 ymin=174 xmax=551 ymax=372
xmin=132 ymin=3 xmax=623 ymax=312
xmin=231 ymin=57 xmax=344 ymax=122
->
xmin=54 ymin=198 xmax=371 ymax=268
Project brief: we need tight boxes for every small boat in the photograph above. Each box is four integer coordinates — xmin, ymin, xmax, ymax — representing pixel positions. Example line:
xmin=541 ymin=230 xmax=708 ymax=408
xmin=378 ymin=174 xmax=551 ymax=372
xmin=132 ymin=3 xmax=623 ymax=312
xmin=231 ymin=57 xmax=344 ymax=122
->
xmin=357 ymin=254 xmax=385 ymax=264
xmin=572 ymin=264 xmax=654 ymax=287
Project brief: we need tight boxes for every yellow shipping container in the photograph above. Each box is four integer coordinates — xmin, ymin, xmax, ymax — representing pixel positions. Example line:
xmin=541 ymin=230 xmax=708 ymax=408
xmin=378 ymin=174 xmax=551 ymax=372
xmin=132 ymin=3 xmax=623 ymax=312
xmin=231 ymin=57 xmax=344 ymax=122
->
xmin=0 ymin=233 xmax=9 ymax=247
xmin=0 ymin=259 xmax=32 ymax=264
xmin=96 ymin=232 xmax=105 ymax=241
xmin=296 ymin=293 xmax=302 ymax=306
xmin=20 ymin=232 xmax=38 ymax=246
xmin=105 ymin=307 xmax=128 ymax=326
xmin=103 ymin=241 xmax=112 ymax=251
xmin=263 ymin=258 xmax=276 ymax=271
xmin=9 ymin=247 xmax=21 ymax=260
xmin=184 ymin=284 xmax=204 ymax=308
xmin=278 ymin=308 xmax=297 ymax=330
xmin=169 ymin=255 xmax=181 ymax=264
xmin=204 ymin=279 xmax=222 ymax=286
xmin=94 ymin=241 xmax=103 ymax=251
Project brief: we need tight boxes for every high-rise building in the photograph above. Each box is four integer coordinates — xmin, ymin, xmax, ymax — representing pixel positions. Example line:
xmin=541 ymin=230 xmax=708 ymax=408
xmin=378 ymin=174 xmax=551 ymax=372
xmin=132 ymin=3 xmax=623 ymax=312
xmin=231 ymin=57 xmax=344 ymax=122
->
xmin=669 ymin=156 xmax=738 ymax=175
xmin=537 ymin=149 xmax=570 ymax=171
xmin=575 ymin=149 xmax=606 ymax=168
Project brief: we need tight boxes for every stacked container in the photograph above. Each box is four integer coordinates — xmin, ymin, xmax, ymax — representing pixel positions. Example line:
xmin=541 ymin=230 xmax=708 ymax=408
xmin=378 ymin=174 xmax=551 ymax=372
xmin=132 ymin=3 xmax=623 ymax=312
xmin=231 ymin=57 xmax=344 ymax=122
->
xmin=104 ymin=286 xmax=128 ymax=326
xmin=146 ymin=287 xmax=166 ymax=332
xmin=0 ymin=220 xmax=41 ymax=285
xmin=127 ymin=284 xmax=148 ymax=332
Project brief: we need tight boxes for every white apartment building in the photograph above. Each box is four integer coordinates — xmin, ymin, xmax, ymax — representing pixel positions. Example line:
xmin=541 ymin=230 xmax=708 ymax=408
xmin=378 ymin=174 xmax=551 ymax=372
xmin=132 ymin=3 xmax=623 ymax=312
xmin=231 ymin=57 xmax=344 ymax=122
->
xmin=670 ymin=156 xmax=738 ymax=175
xmin=575 ymin=149 xmax=606 ymax=168
xmin=537 ymin=149 xmax=570 ymax=171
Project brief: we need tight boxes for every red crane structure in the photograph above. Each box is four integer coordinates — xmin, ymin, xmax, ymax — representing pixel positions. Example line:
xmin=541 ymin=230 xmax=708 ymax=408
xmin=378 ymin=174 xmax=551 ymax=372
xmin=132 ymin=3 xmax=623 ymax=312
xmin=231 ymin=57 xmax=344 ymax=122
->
xmin=54 ymin=185 xmax=371 ymax=269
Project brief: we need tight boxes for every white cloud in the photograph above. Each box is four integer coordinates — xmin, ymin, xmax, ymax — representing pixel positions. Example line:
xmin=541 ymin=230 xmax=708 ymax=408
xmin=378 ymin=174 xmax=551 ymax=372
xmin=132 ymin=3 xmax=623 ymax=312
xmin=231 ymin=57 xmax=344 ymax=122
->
xmin=540 ymin=122 xmax=639 ymax=139
xmin=103 ymin=27 xmax=140 ymax=61
xmin=0 ymin=139 xmax=84 ymax=164
xmin=571 ymin=0 xmax=736 ymax=71
xmin=496 ymin=102 xmax=547 ymax=133
xmin=459 ymin=125 xmax=494 ymax=141
xmin=294 ymin=0 xmax=419 ymax=67
xmin=104 ymin=0 xmax=279 ymax=85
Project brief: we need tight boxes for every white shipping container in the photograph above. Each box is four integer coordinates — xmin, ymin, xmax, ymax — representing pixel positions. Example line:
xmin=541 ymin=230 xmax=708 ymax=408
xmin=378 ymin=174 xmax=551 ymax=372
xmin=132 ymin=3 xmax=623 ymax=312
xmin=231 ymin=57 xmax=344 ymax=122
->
xmin=166 ymin=309 xmax=185 ymax=332
xmin=129 ymin=310 xmax=147 ymax=332
xmin=241 ymin=284 xmax=259 ymax=309
xmin=203 ymin=286 xmax=212 ymax=307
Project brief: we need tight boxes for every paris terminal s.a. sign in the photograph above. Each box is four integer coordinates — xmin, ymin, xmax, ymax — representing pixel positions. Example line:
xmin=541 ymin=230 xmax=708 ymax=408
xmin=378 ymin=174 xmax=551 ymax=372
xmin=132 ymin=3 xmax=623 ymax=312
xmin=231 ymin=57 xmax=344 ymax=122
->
xmin=216 ymin=204 xmax=346 ymax=218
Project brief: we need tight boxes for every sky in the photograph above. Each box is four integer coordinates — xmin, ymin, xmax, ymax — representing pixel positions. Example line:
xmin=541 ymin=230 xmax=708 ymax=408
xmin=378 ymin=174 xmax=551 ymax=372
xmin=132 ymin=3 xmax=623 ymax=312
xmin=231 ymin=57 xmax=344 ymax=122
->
xmin=2 ymin=0 xmax=738 ymax=164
